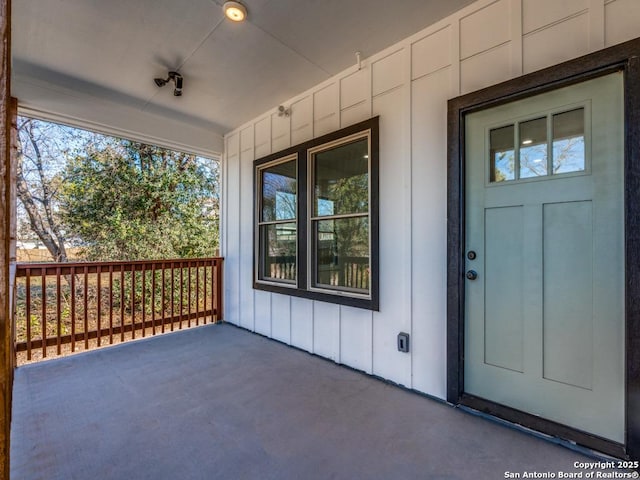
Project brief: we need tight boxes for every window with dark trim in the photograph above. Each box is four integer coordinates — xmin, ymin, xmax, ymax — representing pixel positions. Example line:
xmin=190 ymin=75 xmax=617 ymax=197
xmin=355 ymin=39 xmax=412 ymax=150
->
xmin=254 ymin=117 xmax=379 ymax=310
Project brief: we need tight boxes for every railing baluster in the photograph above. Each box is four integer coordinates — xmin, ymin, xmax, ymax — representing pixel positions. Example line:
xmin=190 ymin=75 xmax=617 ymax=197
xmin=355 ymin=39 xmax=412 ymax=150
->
xmin=179 ymin=262 xmax=184 ymax=330
xmin=71 ymin=267 xmax=76 ymax=352
xmin=203 ymin=262 xmax=208 ymax=325
xmin=170 ymin=263 xmax=175 ymax=332
xmin=141 ymin=263 xmax=146 ymax=337
xmin=120 ymin=264 xmax=125 ymax=342
xmin=42 ymin=268 xmax=47 ymax=358
xmin=83 ymin=266 xmax=89 ymax=350
xmin=151 ymin=263 xmax=156 ymax=335
xmin=195 ymin=262 xmax=200 ymax=326
xmin=109 ymin=265 xmax=114 ymax=344
xmin=96 ymin=264 xmax=101 ymax=347
xmin=161 ymin=263 xmax=166 ymax=334
xmin=131 ymin=265 xmax=136 ymax=340
xmin=188 ymin=262 xmax=192 ymax=329
xmin=56 ymin=266 xmax=61 ymax=355
xmin=25 ymin=269 xmax=31 ymax=360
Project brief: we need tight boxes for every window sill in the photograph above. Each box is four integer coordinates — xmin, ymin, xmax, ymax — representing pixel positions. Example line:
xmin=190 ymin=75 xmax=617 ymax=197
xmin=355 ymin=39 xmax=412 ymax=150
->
xmin=253 ymin=281 xmax=379 ymax=311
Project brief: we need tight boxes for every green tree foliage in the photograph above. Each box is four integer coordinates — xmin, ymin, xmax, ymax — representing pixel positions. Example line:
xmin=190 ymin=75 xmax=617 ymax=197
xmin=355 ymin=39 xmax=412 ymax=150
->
xmin=59 ymin=139 xmax=219 ymax=261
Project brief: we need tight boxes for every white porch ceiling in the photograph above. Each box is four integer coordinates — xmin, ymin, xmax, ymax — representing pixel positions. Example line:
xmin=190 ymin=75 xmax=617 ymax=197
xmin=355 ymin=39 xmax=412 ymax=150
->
xmin=12 ymin=0 xmax=476 ymax=154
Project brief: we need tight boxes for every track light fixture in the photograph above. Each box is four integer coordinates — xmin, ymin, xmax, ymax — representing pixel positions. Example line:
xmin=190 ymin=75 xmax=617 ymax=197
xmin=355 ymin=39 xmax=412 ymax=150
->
xmin=154 ymin=71 xmax=184 ymax=96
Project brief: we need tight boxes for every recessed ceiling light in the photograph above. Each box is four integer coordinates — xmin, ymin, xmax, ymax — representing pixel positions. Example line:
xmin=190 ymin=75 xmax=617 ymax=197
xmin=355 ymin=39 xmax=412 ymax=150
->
xmin=224 ymin=1 xmax=247 ymax=22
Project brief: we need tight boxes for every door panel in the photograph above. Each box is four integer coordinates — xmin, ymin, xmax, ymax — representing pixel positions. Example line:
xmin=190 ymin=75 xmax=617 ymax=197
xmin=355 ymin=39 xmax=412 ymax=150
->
xmin=464 ymin=73 xmax=624 ymax=442
xmin=484 ymin=206 xmax=524 ymax=373
xmin=543 ymin=201 xmax=593 ymax=390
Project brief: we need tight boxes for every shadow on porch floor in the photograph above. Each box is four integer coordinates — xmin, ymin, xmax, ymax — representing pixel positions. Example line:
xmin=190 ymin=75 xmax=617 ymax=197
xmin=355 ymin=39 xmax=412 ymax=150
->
xmin=11 ymin=323 xmax=598 ymax=479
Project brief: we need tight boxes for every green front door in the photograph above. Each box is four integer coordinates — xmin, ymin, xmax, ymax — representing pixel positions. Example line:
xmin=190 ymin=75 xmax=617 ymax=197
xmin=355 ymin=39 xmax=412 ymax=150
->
xmin=464 ymin=72 xmax=624 ymax=442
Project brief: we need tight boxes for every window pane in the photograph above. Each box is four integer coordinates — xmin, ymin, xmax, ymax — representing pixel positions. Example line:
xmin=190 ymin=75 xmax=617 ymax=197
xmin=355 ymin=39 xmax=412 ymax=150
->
xmin=519 ymin=117 xmax=548 ymax=179
xmin=314 ymin=138 xmax=368 ymax=216
xmin=490 ymin=125 xmax=515 ymax=182
xmin=261 ymin=160 xmax=296 ymax=222
xmin=314 ymin=217 xmax=369 ymax=292
xmin=259 ymin=223 xmax=296 ymax=282
xmin=553 ymin=108 xmax=585 ymax=174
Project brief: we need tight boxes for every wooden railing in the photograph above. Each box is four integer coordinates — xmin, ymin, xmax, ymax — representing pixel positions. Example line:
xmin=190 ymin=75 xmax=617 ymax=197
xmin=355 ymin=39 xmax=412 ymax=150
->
xmin=267 ymin=255 xmax=370 ymax=290
xmin=267 ymin=255 xmax=296 ymax=281
xmin=316 ymin=255 xmax=370 ymax=290
xmin=13 ymin=257 xmax=223 ymax=364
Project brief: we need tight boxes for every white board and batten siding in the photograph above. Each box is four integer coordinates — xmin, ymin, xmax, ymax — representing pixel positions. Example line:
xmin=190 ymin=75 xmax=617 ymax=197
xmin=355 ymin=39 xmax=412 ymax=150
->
xmin=221 ymin=0 xmax=640 ymax=400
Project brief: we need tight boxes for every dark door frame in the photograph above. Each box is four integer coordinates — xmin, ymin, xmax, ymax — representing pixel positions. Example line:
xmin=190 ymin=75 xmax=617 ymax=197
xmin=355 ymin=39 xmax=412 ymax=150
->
xmin=447 ymin=37 xmax=640 ymax=460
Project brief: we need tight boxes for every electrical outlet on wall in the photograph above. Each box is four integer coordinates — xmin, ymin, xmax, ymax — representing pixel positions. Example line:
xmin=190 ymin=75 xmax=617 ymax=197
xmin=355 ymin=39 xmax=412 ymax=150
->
xmin=397 ymin=332 xmax=409 ymax=353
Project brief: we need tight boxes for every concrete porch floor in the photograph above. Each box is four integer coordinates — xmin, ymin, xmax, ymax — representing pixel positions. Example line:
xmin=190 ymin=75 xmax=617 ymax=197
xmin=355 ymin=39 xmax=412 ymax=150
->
xmin=11 ymin=323 xmax=602 ymax=480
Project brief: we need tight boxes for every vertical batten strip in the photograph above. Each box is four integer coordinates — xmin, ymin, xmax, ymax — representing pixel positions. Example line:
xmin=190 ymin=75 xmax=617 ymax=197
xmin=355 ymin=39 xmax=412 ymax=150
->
xmin=367 ymin=54 xmax=375 ymax=377
xmin=510 ymin=0 xmax=524 ymax=78
xmin=402 ymin=44 xmax=414 ymax=388
xmin=589 ymin=0 xmax=606 ymax=51
xmin=451 ymin=17 xmax=462 ymax=98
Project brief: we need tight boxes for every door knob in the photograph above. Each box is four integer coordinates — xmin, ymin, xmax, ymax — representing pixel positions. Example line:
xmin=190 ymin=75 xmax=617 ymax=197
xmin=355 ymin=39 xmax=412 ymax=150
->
xmin=466 ymin=270 xmax=478 ymax=280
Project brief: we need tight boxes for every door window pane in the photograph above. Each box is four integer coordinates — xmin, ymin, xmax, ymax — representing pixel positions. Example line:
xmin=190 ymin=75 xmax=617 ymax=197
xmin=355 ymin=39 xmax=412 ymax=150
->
xmin=490 ymin=125 xmax=515 ymax=182
xmin=261 ymin=160 xmax=296 ymax=221
xmin=553 ymin=108 xmax=585 ymax=174
xmin=314 ymin=139 xmax=368 ymax=216
xmin=314 ymin=217 xmax=369 ymax=292
xmin=519 ymin=117 xmax=548 ymax=179
xmin=259 ymin=223 xmax=297 ymax=282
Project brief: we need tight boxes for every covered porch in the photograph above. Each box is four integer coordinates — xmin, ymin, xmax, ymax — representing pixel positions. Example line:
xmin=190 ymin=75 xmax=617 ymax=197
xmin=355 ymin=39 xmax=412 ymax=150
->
xmin=11 ymin=323 xmax=594 ymax=480
xmin=3 ymin=0 xmax=640 ymax=475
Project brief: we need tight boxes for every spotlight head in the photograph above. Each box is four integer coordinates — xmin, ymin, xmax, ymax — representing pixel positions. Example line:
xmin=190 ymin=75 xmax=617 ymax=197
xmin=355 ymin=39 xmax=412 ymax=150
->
xmin=155 ymin=71 xmax=184 ymax=96
xmin=171 ymin=72 xmax=183 ymax=96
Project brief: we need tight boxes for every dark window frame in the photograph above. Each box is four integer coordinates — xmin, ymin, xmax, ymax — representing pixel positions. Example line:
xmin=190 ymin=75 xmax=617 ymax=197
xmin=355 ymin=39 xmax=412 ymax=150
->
xmin=255 ymin=154 xmax=298 ymax=286
xmin=254 ymin=116 xmax=379 ymax=311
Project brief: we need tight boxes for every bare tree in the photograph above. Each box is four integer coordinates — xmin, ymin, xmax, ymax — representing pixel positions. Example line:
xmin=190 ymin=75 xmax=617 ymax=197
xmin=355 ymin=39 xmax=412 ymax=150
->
xmin=16 ymin=118 xmax=68 ymax=262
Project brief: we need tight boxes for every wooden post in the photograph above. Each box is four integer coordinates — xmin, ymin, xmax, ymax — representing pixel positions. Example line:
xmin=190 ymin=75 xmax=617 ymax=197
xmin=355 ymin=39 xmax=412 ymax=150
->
xmin=0 ymin=0 xmax=13 ymax=477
